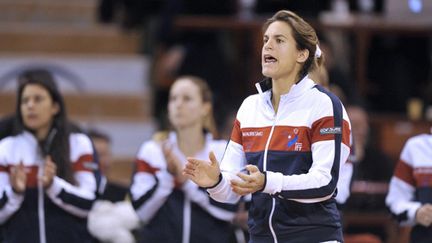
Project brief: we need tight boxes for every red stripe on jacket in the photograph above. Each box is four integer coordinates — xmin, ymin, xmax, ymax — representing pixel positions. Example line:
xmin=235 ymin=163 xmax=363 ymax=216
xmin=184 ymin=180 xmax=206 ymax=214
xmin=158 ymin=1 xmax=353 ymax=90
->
xmin=230 ymin=119 xmax=242 ymax=145
xmin=414 ymin=167 xmax=432 ymax=187
xmin=1 ymin=165 xmax=39 ymax=188
xmin=240 ymin=126 xmax=271 ymax=152
xmin=73 ymin=154 xmax=95 ymax=172
xmin=136 ymin=159 xmax=160 ymax=174
xmin=25 ymin=166 xmax=39 ymax=188
xmin=270 ymin=126 xmax=311 ymax=152
xmin=311 ymin=116 xmax=350 ymax=147
xmin=394 ymin=160 xmax=415 ymax=186
xmin=0 ymin=165 xmax=8 ymax=172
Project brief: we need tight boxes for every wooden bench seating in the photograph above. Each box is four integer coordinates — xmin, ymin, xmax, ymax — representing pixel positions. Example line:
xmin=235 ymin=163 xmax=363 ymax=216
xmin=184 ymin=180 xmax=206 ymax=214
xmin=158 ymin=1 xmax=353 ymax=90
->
xmin=0 ymin=0 xmax=96 ymax=23
xmin=0 ymin=92 xmax=152 ymax=121
xmin=0 ymin=22 xmax=141 ymax=54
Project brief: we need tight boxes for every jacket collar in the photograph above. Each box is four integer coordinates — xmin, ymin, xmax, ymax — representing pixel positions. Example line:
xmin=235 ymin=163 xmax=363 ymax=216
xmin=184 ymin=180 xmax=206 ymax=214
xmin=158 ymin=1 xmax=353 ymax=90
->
xmin=255 ymin=75 xmax=316 ymax=102
xmin=168 ymin=131 xmax=213 ymax=144
xmin=22 ymin=130 xmax=38 ymax=146
xmin=167 ymin=131 xmax=213 ymax=159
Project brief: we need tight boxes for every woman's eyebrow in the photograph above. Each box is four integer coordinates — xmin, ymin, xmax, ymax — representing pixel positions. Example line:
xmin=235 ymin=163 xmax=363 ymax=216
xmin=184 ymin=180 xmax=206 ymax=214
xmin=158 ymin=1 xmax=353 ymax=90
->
xmin=264 ymin=34 xmax=288 ymax=39
xmin=273 ymin=34 xmax=287 ymax=39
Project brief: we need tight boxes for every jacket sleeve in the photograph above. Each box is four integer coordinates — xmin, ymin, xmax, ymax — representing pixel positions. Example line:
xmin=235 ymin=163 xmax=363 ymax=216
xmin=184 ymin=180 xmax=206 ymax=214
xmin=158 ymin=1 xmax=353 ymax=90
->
xmin=386 ymin=139 xmax=421 ymax=226
xmin=262 ymin=97 xmax=351 ymax=203
xmin=208 ymin=119 xmax=247 ymax=204
xmin=181 ymin=141 xmax=237 ymax=222
xmin=0 ymin=138 xmax=25 ymax=224
xmin=130 ymin=142 xmax=174 ymax=224
xmin=335 ymin=133 xmax=355 ymax=205
xmin=335 ymin=160 xmax=353 ymax=205
xmin=45 ymin=134 xmax=98 ymax=218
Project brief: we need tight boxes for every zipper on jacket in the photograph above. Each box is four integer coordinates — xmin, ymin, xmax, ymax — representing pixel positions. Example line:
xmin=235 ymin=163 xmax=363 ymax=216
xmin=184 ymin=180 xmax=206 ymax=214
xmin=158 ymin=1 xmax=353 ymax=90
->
xmin=263 ymin=112 xmax=278 ymax=243
xmin=182 ymin=197 xmax=191 ymax=243
xmin=37 ymin=157 xmax=47 ymax=243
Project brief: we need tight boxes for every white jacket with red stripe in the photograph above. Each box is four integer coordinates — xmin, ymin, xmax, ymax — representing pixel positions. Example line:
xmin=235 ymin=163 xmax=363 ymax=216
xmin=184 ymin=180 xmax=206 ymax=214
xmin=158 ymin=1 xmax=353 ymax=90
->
xmin=130 ymin=132 xmax=237 ymax=243
xmin=386 ymin=133 xmax=432 ymax=241
xmin=0 ymin=131 xmax=98 ymax=243
xmin=208 ymin=76 xmax=351 ymax=242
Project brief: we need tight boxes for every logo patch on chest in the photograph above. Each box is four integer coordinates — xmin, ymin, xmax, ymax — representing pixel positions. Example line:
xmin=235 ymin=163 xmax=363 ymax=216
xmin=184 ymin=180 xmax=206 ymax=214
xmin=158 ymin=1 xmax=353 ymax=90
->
xmin=242 ymin=131 xmax=263 ymax=137
xmin=287 ymin=134 xmax=298 ymax=147
xmin=287 ymin=128 xmax=303 ymax=151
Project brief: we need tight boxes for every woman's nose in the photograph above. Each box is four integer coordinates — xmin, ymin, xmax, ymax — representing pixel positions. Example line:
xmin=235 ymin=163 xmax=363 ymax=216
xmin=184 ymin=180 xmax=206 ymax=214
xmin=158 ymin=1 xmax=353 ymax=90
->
xmin=174 ymin=100 xmax=183 ymax=108
xmin=26 ymin=99 xmax=35 ymax=108
xmin=264 ymin=41 xmax=272 ymax=50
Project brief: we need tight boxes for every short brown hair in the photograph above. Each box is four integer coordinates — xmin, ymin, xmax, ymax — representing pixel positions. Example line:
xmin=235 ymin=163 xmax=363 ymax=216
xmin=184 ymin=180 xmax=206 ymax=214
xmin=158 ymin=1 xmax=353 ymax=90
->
xmin=263 ymin=10 xmax=324 ymax=79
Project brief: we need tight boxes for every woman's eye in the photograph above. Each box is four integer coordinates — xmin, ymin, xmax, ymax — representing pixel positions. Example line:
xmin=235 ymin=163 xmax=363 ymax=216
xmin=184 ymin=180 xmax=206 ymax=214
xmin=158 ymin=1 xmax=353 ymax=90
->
xmin=34 ymin=96 xmax=43 ymax=103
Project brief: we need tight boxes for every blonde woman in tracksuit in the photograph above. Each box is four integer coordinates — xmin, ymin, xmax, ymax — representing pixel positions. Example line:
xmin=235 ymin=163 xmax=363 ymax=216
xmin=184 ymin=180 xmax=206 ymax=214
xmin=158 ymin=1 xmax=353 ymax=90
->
xmin=130 ymin=76 xmax=237 ymax=243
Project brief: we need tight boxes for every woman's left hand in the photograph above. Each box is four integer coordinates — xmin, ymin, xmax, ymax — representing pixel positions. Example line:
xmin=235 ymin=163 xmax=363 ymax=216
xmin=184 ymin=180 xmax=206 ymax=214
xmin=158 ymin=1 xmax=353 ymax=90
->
xmin=42 ymin=156 xmax=57 ymax=188
xmin=230 ymin=165 xmax=265 ymax=196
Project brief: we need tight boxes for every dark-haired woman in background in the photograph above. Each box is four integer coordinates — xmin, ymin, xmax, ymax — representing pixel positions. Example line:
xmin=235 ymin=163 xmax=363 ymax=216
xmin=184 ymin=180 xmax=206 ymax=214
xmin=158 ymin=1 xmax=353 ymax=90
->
xmin=0 ymin=69 xmax=99 ymax=243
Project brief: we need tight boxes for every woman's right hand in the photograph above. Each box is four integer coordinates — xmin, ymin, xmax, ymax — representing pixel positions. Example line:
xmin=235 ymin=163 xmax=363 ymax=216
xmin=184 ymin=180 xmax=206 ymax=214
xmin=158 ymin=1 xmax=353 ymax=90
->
xmin=183 ymin=151 xmax=221 ymax=188
xmin=10 ymin=161 xmax=27 ymax=194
